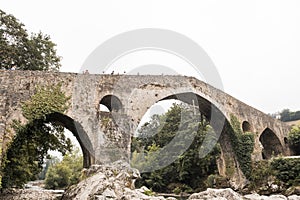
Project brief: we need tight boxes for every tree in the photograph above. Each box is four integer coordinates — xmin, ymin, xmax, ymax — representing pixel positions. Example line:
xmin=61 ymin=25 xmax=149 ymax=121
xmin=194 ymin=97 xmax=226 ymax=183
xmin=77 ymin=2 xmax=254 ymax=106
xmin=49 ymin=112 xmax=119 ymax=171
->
xmin=38 ymin=157 xmax=59 ymax=180
xmin=45 ymin=148 xmax=83 ymax=189
xmin=1 ymin=84 xmax=72 ymax=188
xmin=0 ymin=9 xmax=61 ymax=71
xmin=278 ymin=109 xmax=300 ymax=122
xmin=288 ymin=125 xmax=300 ymax=155
xmin=131 ymin=103 xmax=220 ymax=193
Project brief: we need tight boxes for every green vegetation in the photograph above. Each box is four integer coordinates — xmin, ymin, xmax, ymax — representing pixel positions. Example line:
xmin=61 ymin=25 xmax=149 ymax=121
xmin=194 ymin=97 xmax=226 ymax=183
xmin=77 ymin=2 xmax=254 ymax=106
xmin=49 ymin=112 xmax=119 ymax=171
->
xmin=249 ymin=160 xmax=276 ymax=190
xmin=38 ymin=157 xmax=59 ymax=180
xmin=45 ymin=148 xmax=83 ymax=189
xmin=0 ymin=9 xmax=82 ymax=189
xmin=228 ymin=115 xmax=254 ymax=178
xmin=249 ymin=125 xmax=300 ymax=191
xmin=100 ymin=116 xmax=112 ymax=129
xmin=131 ymin=103 xmax=220 ymax=193
xmin=271 ymin=157 xmax=300 ymax=186
xmin=270 ymin=109 xmax=300 ymax=122
xmin=0 ymin=9 xmax=61 ymax=71
xmin=0 ymin=84 xmax=72 ymax=188
xmin=287 ymin=125 xmax=300 ymax=155
xmin=250 ymin=157 xmax=300 ymax=190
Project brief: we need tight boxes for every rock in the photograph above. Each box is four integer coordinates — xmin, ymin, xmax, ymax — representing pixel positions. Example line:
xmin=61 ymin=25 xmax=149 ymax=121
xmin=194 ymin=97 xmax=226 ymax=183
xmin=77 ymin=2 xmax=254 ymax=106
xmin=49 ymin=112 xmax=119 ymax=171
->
xmin=286 ymin=187 xmax=300 ymax=196
xmin=271 ymin=184 xmax=280 ymax=193
xmin=188 ymin=188 xmax=242 ymax=200
xmin=268 ymin=194 xmax=287 ymax=200
xmin=245 ymin=193 xmax=295 ymax=200
xmin=123 ymin=187 xmax=166 ymax=200
xmin=136 ymin=186 xmax=151 ymax=193
xmin=102 ymin=188 xmax=117 ymax=198
xmin=62 ymin=160 xmax=166 ymax=200
xmin=244 ymin=193 xmax=269 ymax=200
xmin=0 ymin=188 xmax=63 ymax=200
xmin=288 ymin=195 xmax=300 ymax=200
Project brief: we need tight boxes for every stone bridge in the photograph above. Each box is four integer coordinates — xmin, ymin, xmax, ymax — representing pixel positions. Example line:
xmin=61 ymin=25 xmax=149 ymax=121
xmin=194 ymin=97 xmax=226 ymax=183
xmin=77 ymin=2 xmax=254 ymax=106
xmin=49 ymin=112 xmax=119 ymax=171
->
xmin=0 ymin=70 xmax=292 ymax=188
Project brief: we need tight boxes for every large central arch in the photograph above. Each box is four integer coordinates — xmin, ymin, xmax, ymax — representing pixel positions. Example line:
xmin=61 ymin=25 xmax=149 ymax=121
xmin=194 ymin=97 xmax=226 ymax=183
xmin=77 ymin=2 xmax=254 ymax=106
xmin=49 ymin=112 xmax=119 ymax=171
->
xmin=134 ymin=92 xmax=241 ymax=182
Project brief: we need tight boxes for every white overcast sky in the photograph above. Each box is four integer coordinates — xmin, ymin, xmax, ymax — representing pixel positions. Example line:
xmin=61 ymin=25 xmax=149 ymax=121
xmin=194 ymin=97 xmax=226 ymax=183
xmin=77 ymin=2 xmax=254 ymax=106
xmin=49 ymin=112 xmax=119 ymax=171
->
xmin=1 ymin=0 xmax=300 ymax=114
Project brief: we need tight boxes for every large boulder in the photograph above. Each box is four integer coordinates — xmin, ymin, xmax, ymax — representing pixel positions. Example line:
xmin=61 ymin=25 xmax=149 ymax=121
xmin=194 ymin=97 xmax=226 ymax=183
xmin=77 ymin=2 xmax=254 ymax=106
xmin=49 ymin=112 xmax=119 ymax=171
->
xmin=188 ymin=188 xmax=242 ymax=200
xmin=244 ymin=193 xmax=287 ymax=200
xmin=188 ymin=189 xmax=300 ymax=200
xmin=62 ymin=160 xmax=166 ymax=200
xmin=244 ymin=193 xmax=300 ymax=200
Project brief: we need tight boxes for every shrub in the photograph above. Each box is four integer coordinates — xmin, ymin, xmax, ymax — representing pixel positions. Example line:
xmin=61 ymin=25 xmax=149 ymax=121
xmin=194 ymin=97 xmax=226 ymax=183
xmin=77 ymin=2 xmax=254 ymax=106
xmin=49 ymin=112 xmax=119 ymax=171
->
xmin=288 ymin=125 xmax=300 ymax=155
xmin=271 ymin=157 xmax=300 ymax=186
xmin=45 ymin=148 xmax=83 ymax=189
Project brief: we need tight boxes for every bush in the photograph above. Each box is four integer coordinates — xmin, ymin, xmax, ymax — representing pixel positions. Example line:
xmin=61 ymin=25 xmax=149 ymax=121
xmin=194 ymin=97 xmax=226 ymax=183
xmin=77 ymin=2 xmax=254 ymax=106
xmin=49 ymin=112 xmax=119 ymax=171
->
xmin=288 ymin=125 xmax=300 ymax=155
xmin=45 ymin=148 xmax=83 ymax=189
xmin=271 ymin=157 xmax=300 ymax=186
xmin=249 ymin=161 xmax=275 ymax=190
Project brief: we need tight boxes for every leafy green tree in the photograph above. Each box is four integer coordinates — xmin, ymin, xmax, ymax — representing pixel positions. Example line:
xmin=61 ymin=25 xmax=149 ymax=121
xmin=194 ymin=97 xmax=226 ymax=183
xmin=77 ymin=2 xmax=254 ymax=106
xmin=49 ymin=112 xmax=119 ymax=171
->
xmin=132 ymin=103 xmax=220 ymax=193
xmin=278 ymin=109 xmax=300 ymax=122
xmin=271 ymin=157 xmax=300 ymax=186
xmin=45 ymin=148 xmax=83 ymax=189
xmin=288 ymin=125 xmax=300 ymax=155
xmin=38 ymin=157 xmax=59 ymax=180
xmin=1 ymin=84 xmax=72 ymax=188
xmin=0 ymin=9 xmax=61 ymax=71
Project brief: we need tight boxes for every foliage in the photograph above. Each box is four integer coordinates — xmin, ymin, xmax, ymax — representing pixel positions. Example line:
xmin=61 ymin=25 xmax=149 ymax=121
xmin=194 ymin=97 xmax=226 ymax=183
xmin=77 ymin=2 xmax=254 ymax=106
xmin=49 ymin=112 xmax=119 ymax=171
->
xmin=45 ymin=148 xmax=83 ymax=189
xmin=249 ymin=158 xmax=300 ymax=191
xmin=288 ymin=125 xmax=300 ymax=155
xmin=228 ymin=115 xmax=254 ymax=178
xmin=22 ymin=84 xmax=70 ymax=121
xmin=0 ymin=9 xmax=61 ymax=71
xmin=1 ymin=84 xmax=72 ymax=188
xmin=132 ymin=103 xmax=220 ymax=193
xmin=143 ymin=189 xmax=155 ymax=196
xmin=271 ymin=157 xmax=300 ymax=186
xmin=249 ymin=161 xmax=276 ymax=190
xmin=100 ymin=116 xmax=112 ymax=129
xmin=205 ymin=174 xmax=230 ymax=189
xmin=38 ymin=157 xmax=59 ymax=180
xmin=277 ymin=109 xmax=300 ymax=122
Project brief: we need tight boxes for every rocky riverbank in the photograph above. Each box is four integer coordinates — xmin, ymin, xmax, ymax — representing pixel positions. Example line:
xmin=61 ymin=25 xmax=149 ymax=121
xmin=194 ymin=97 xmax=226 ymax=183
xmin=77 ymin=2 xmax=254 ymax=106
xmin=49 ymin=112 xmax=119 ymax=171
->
xmin=1 ymin=161 xmax=300 ymax=200
xmin=189 ymin=188 xmax=300 ymax=200
xmin=0 ymin=188 xmax=63 ymax=200
xmin=2 ymin=187 xmax=300 ymax=200
xmin=61 ymin=161 xmax=300 ymax=200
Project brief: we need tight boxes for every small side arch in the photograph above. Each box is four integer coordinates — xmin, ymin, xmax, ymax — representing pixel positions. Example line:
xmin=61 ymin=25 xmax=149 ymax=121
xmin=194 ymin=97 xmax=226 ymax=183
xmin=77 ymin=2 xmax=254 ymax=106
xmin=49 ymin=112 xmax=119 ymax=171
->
xmin=99 ymin=95 xmax=122 ymax=112
xmin=242 ymin=121 xmax=252 ymax=133
xmin=259 ymin=128 xmax=284 ymax=159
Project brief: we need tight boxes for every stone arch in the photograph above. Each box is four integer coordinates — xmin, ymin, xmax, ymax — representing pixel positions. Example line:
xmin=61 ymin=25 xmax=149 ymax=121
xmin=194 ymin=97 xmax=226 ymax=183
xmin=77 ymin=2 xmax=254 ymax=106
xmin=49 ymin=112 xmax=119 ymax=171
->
xmin=99 ymin=95 xmax=122 ymax=112
xmin=259 ymin=128 xmax=284 ymax=159
xmin=135 ymin=92 xmax=241 ymax=181
xmin=46 ymin=112 xmax=94 ymax=168
xmin=242 ymin=121 xmax=252 ymax=133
